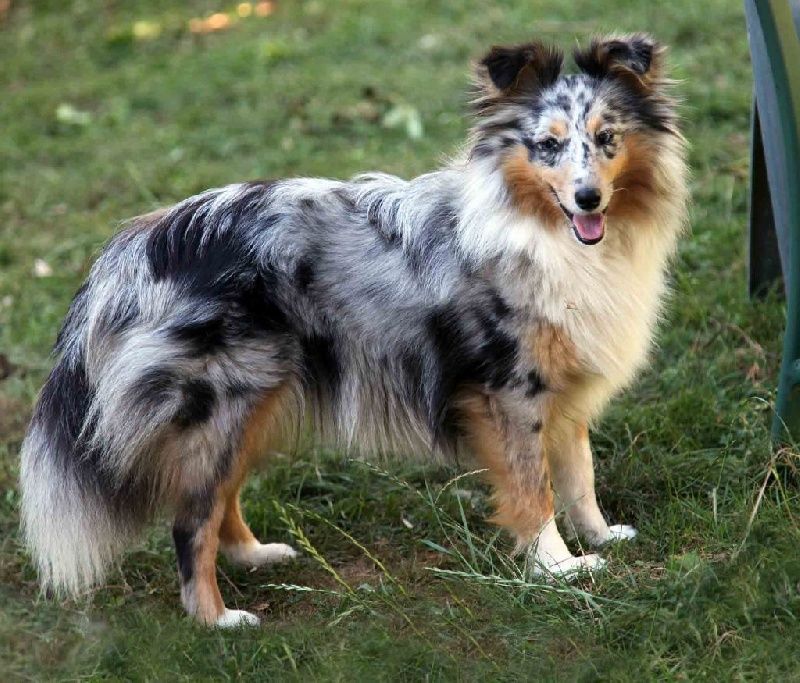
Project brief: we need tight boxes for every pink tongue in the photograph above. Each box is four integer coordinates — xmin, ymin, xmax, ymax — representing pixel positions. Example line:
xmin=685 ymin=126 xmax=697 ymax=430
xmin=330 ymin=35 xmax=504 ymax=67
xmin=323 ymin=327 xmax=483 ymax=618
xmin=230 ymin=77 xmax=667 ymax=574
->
xmin=572 ymin=213 xmax=605 ymax=242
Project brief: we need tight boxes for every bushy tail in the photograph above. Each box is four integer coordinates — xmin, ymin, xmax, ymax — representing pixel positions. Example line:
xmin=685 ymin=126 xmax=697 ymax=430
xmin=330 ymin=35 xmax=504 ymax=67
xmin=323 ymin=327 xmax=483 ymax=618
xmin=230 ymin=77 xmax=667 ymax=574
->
xmin=19 ymin=349 xmax=144 ymax=596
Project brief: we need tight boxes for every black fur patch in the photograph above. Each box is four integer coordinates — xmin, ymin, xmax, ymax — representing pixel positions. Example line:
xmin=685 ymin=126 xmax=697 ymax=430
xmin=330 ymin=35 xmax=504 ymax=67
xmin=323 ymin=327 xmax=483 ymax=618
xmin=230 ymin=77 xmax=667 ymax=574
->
xmin=145 ymin=183 xmax=279 ymax=285
xmin=525 ymin=370 xmax=546 ymax=397
xmin=236 ymin=266 xmax=292 ymax=336
xmin=472 ymin=307 xmax=517 ymax=390
xmin=175 ymin=379 xmax=216 ymax=427
xmin=426 ymin=306 xmax=471 ymax=434
xmin=170 ymin=311 xmax=227 ymax=357
xmin=172 ymin=525 xmax=194 ymax=583
xmin=32 ymin=355 xmax=151 ymax=520
xmin=137 ymin=367 xmax=180 ymax=407
xmin=93 ymin=295 xmax=140 ymax=339
xmin=294 ymin=256 xmax=316 ymax=293
xmin=490 ymin=292 xmax=512 ymax=320
xmin=582 ymin=142 xmax=591 ymax=163
xmin=477 ymin=118 xmax=523 ymax=139
xmin=300 ymin=332 xmax=340 ymax=399
xmin=575 ymin=37 xmax=653 ymax=78
xmin=426 ymin=301 xmax=519 ymax=437
xmin=604 ymin=83 xmax=672 ymax=132
xmin=555 ymin=94 xmax=572 ymax=113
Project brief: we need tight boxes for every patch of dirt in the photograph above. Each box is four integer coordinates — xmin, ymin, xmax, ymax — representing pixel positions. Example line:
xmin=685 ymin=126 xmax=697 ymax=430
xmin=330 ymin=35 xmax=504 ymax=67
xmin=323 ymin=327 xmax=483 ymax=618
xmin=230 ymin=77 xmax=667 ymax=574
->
xmin=0 ymin=354 xmax=15 ymax=380
xmin=0 ymin=395 xmax=28 ymax=443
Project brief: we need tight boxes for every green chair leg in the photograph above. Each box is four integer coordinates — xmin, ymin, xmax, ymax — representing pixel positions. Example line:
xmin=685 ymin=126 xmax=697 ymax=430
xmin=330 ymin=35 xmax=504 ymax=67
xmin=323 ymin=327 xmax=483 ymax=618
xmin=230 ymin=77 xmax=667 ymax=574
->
xmin=745 ymin=0 xmax=800 ymax=442
xmin=748 ymin=107 xmax=783 ymax=299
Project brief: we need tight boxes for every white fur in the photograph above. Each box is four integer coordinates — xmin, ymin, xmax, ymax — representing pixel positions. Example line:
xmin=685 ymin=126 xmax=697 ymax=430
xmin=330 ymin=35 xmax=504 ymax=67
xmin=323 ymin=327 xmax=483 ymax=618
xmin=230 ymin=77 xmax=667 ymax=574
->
xmin=19 ymin=425 xmax=124 ymax=594
xmin=215 ymin=608 xmax=260 ymax=628
xmin=606 ymin=524 xmax=638 ymax=542
xmin=528 ymin=518 xmax=606 ymax=579
xmin=221 ymin=541 xmax=298 ymax=567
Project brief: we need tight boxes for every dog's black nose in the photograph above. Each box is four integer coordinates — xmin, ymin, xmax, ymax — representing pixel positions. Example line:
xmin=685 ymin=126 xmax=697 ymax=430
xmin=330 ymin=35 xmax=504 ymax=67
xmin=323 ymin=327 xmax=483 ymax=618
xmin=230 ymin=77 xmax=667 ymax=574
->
xmin=574 ymin=187 xmax=601 ymax=211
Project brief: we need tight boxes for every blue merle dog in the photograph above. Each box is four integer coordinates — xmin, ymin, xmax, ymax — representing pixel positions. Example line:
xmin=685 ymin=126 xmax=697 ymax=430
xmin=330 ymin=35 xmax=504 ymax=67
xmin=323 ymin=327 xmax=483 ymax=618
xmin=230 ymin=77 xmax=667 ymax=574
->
xmin=20 ymin=34 xmax=687 ymax=626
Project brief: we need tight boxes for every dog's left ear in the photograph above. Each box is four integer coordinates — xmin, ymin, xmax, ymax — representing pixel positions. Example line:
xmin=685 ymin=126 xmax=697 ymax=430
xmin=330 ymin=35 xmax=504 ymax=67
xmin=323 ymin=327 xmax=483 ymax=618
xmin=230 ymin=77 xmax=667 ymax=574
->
xmin=574 ymin=34 xmax=665 ymax=90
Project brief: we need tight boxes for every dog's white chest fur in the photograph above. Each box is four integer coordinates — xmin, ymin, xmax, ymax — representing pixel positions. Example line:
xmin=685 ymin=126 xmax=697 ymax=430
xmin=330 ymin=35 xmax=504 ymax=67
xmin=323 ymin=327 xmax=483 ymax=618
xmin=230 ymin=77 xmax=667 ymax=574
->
xmin=500 ymin=214 xmax=678 ymax=396
xmin=556 ymin=228 xmax=674 ymax=387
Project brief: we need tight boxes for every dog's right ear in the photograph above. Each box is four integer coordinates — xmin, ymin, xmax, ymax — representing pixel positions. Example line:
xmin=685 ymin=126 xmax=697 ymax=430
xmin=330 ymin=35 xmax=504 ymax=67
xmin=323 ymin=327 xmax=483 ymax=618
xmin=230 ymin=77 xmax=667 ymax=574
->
xmin=476 ymin=42 xmax=563 ymax=96
xmin=574 ymin=34 xmax=666 ymax=91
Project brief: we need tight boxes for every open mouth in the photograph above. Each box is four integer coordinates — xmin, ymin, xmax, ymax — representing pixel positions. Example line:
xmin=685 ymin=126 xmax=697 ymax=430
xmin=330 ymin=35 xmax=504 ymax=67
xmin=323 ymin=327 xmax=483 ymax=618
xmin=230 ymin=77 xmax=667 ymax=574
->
xmin=551 ymin=191 xmax=606 ymax=246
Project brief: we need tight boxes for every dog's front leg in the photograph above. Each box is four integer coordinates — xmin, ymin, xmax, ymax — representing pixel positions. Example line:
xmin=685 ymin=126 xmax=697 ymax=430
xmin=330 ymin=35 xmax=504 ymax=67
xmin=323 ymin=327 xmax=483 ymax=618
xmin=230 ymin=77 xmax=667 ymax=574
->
xmin=547 ymin=419 xmax=637 ymax=547
xmin=460 ymin=391 xmax=604 ymax=578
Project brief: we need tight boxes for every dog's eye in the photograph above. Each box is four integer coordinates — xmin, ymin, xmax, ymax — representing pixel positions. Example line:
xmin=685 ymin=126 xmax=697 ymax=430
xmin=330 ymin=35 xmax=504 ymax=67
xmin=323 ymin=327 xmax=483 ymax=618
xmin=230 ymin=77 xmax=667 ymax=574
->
xmin=596 ymin=130 xmax=615 ymax=147
xmin=537 ymin=137 xmax=560 ymax=152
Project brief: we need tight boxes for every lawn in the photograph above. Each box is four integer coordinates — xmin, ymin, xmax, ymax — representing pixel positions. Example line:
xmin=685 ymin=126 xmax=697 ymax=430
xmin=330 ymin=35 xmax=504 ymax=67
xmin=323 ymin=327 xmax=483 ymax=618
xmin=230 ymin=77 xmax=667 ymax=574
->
xmin=1 ymin=0 xmax=798 ymax=680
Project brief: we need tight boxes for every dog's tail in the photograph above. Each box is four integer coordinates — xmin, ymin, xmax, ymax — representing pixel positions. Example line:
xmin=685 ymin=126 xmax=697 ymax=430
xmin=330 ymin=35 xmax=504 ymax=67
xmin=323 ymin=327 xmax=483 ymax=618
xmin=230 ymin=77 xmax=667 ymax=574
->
xmin=19 ymin=251 xmax=166 ymax=596
xmin=20 ymin=362 xmax=130 ymax=596
xmin=17 ymin=273 xmax=158 ymax=595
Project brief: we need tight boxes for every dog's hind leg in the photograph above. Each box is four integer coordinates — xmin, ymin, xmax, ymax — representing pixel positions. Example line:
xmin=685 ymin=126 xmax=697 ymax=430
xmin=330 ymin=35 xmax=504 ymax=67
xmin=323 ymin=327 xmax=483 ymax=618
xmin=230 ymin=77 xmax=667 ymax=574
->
xmin=548 ymin=420 xmax=637 ymax=547
xmin=461 ymin=392 xmax=605 ymax=579
xmin=172 ymin=489 xmax=259 ymax=627
xmin=219 ymin=489 xmax=298 ymax=568
xmin=171 ymin=387 xmax=297 ymax=627
xmin=218 ymin=388 xmax=298 ymax=568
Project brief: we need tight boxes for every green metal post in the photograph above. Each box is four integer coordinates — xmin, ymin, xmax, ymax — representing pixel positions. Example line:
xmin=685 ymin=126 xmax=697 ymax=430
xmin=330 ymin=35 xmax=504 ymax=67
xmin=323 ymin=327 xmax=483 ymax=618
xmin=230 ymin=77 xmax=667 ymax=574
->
xmin=751 ymin=1 xmax=800 ymax=441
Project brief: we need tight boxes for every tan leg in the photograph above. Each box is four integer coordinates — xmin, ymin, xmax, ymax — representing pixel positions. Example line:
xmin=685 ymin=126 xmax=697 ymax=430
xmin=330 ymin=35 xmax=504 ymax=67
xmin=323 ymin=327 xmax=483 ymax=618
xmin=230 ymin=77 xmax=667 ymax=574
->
xmin=172 ymin=387 xmax=295 ymax=627
xmin=460 ymin=392 xmax=604 ymax=577
xmin=219 ymin=486 xmax=297 ymax=567
xmin=218 ymin=389 xmax=298 ymax=567
xmin=173 ymin=490 xmax=258 ymax=627
xmin=548 ymin=420 xmax=637 ymax=547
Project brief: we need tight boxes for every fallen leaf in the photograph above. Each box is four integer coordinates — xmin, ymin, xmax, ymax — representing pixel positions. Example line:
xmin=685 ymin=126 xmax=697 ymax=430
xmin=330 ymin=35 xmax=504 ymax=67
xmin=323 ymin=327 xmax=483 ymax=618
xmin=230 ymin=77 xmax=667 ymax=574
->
xmin=132 ymin=20 xmax=161 ymax=41
xmin=255 ymin=1 xmax=274 ymax=17
xmin=189 ymin=12 xmax=233 ymax=34
xmin=382 ymin=103 xmax=423 ymax=140
xmin=56 ymin=103 xmax=92 ymax=127
xmin=33 ymin=258 xmax=52 ymax=277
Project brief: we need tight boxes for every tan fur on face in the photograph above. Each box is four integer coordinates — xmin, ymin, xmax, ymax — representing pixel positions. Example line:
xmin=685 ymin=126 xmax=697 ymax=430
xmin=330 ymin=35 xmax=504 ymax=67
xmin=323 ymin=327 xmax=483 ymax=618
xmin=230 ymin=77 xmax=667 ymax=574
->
xmin=586 ymin=114 xmax=603 ymax=138
xmin=606 ymin=132 xmax=664 ymax=226
xmin=548 ymin=120 xmax=568 ymax=138
xmin=501 ymin=146 xmax=566 ymax=230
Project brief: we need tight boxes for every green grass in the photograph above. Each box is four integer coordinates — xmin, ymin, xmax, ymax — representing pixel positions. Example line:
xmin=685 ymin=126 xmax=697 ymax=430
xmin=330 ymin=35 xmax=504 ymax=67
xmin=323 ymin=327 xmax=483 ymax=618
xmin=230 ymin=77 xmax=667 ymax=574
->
xmin=1 ymin=0 xmax=798 ymax=680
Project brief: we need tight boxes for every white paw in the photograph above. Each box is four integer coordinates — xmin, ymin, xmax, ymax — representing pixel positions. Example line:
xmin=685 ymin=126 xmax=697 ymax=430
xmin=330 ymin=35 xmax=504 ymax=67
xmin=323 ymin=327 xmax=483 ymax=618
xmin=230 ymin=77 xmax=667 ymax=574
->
xmin=531 ymin=553 xmax=606 ymax=581
xmin=606 ymin=524 xmax=638 ymax=543
xmin=551 ymin=553 xmax=607 ymax=579
xmin=223 ymin=542 xmax=299 ymax=568
xmin=215 ymin=608 xmax=260 ymax=628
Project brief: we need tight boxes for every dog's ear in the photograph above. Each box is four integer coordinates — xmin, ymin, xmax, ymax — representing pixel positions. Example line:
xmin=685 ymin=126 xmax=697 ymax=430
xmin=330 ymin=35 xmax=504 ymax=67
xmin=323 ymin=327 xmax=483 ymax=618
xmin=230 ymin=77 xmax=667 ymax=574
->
xmin=574 ymin=34 xmax=665 ymax=90
xmin=476 ymin=42 xmax=563 ymax=96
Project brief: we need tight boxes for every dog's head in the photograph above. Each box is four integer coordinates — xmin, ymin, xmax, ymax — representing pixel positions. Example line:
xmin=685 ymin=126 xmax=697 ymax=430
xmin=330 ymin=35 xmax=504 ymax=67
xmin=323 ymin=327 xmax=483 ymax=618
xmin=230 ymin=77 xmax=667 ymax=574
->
xmin=471 ymin=34 xmax=682 ymax=245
